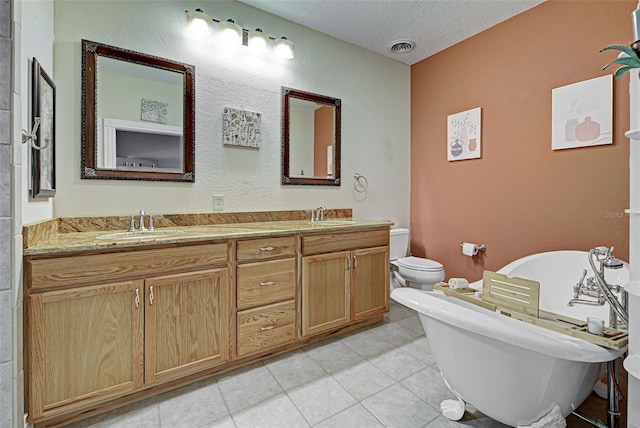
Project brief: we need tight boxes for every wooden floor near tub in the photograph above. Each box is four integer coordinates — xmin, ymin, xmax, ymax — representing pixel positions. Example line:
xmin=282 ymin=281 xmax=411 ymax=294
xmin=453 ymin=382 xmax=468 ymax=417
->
xmin=566 ymin=361 xmax=627 ymax=427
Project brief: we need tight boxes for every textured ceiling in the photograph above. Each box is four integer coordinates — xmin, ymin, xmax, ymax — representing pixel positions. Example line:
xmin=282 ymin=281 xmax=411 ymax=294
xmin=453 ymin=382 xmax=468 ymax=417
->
xmin=238 ymin=0 xmax=545 ymax=65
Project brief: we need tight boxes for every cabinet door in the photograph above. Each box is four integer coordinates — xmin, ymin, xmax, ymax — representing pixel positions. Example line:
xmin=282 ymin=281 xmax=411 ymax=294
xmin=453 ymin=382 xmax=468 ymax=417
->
xmin=145 ymin=269 xmax=230 ymax=384
xmin=301 ymin=251 xmax=351 ymax=337
xmin=27 ymin=280 xmax=144 ymax=420
xmin=351 ymin=246 xmax=390 ymax=320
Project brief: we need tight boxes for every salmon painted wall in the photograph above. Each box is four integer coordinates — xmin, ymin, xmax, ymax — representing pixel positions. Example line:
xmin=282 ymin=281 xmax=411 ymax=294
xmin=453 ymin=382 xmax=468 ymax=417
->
xmin=411 ymin=0 xmax=635 ymax=281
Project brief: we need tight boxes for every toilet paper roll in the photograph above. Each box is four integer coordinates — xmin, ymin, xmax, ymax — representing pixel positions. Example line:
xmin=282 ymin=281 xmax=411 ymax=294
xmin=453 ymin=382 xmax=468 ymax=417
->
xmin=448 ymin=278 xmax=469 ymax=290
xmin=462 ymin=242 xmax=479 ymax=256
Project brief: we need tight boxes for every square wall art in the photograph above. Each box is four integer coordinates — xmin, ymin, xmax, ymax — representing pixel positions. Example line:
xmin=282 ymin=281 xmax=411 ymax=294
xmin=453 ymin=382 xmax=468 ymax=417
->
xmin=141 ymin=98 xmax=168 ymax=124
xmin=551 ymin=75 xmax=612 ymax=150
xmin=223 ymin=107 xmax=262 ymax=148
xmin=447 ymin=107 xmax=481 ymax=161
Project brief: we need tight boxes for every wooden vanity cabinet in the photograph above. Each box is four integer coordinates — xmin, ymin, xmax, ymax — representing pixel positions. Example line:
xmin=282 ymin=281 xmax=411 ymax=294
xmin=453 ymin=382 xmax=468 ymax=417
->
xmin=27 ymin=279 xmax=144 ymax=420
xmin=24 ymin=243 xmax=230 ymax=422
xmin=144 ymin=268 xmax=230 ymax=385
xmin=236 ymin=236 xmax=297 ymax=357
xmin=300 ymin=229 xmax=390 ymax=336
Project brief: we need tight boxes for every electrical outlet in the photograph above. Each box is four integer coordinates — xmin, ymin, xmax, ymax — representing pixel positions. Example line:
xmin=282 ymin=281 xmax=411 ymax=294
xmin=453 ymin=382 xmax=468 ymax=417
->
xmin=213 ymin=194 xmax=224 ymax=211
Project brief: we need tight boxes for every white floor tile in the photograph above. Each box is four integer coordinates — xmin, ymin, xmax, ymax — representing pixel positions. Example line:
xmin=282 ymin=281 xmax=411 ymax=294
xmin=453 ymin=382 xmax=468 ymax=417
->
xmin=400 ymin=366 xmax=455 ymax=410
xmin=158 ymin=378 xmax=228 ymax=427
xmin=361 ymin=383 xmax=440 ymax=428
xmin=397 ymin=314 xmax=425 ymax=334
xmin=304 ymin=340 xmax=364 ymax=373
xmin=368 ymin=321 xmax=423 ymax=346
xmin=384 ymin=302 xmax=416 ymax=322
xmin=332 ymin=360 xmax=395 ymax=401
xmin=400 ymin=337 xmax=437 ymax=365
xmin=232 ymin=393 xmax=309 ymax=428
xmin=313 ymin=404 xmax=384 ymax=428
xmin=218 ymin=364 xmax=283 ymax=414
xmin=340 ymin=329 xmax=396 ymax=359
xmin=288 ymin=376 xmax=356 ymax=425
xmin=264 ymin=349 xmax=327 ymax=390
xmin=369 ymin=348 xmax=428 ymax=381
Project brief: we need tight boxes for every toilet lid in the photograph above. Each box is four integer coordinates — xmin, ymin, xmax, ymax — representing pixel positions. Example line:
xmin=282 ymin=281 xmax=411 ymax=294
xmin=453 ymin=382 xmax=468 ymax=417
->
xmin=397 ymin=256 xmax=443 ymax=272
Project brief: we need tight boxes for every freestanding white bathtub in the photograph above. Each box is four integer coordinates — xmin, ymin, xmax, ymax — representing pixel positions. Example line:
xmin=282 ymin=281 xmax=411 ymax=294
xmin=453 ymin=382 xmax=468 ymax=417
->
xmin=391 ymin=250 xmax=628 ymax=427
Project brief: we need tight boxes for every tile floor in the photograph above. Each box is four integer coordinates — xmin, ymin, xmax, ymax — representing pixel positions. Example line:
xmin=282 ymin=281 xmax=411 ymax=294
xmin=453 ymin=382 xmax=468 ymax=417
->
xmin=65 ymin=303 xmax=595 ymax=428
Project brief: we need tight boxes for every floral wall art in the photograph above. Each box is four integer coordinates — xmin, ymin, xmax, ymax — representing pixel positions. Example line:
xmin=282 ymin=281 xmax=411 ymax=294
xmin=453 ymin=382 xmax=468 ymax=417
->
xmin=551 ymin=75 xmax=612 ymax=150
xmin=141 ymin=98 xmax=168 ymax=124
xmin=223 ymin=107 xmax=262 ymax=148
xmin=447 ymin=107 xmax=481 ymax=161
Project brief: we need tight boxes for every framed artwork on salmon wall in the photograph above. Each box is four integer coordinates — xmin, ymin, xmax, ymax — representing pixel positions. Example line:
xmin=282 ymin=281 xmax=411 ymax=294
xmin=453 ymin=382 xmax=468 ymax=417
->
xmin=447 ymin=107 xmax=481 ymax=161
xmin=551 ymin=75 xmax=612 ymax=150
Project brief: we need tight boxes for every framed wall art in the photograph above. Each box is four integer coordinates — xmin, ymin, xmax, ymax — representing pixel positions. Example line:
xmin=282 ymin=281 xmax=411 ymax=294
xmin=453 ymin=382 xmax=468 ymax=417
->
xmin=31 ymin=58 xmax=56 ymax=198
xmin=447 ymin=107 xmax=481 ymax=161
xmin=551 ymin=75 xmax=612 ymax=150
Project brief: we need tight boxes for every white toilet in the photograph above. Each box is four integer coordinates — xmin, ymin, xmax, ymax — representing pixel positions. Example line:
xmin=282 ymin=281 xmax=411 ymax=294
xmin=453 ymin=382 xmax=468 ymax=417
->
xmin=390 ymin=228 xmax=445 ymax=290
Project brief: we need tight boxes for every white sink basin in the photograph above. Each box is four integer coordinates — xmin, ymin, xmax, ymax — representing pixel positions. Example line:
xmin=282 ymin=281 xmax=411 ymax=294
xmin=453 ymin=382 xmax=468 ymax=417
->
xmin=96 ymin=230 xmax=183 ymax=240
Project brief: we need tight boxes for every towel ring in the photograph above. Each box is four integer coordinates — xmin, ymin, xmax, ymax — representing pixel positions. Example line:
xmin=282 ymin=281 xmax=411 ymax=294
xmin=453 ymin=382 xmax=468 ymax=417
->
xmin=354 ymin=173 xmax=368 ymax=193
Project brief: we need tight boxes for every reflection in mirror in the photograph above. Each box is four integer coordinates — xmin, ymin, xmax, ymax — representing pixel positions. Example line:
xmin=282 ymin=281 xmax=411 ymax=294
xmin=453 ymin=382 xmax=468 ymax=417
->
xmin=282 ymin=87 xmax=341 ymax=186
xmin=82 ymin=40 xmax=195 ymax=182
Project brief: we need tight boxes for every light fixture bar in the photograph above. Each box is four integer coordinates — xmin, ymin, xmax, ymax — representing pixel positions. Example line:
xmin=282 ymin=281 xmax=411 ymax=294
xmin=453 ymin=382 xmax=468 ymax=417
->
xmin=185 ymin=9 xmax=294 ymax=59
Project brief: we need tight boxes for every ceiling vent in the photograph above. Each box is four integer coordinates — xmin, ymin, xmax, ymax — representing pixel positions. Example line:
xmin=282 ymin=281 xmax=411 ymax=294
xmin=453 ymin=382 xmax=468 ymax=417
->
xmin=387 ymin=39 xmax=415 ymax=54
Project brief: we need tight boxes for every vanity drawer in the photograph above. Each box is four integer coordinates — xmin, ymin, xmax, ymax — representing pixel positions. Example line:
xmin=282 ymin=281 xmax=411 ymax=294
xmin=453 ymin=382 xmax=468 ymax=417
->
xmin=302 ymin=228 xmax=389 ymax=256
xmin=27 ymin=243 xmax=228 ymax=290
xmin=237 ymin=236 xmax=295 ymax=261
xmin=237 ymin=259 xmax=295 ymax=310
xmin=237 ymin=300 xmax=296 ymax=357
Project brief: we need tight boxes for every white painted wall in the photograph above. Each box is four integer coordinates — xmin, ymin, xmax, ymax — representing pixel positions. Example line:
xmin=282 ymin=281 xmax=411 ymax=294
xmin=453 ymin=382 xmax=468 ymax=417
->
xmin=52 ymin=0 xmax=411 ymax=227
xmin=21 ymin=0 xmax=54 ymax=225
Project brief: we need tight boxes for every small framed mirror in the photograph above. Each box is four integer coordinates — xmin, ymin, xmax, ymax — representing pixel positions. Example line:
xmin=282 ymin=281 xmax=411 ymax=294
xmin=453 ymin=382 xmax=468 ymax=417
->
xmin=281 ymin=87 xmax=341 ymax=186
xmin=81 ymin=40 xmax=195 ymax=182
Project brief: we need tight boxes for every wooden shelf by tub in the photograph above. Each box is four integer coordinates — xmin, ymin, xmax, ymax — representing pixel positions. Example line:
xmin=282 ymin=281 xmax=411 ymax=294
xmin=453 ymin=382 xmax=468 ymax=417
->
xmin=434 ymin=272 xmax=628 ymax=350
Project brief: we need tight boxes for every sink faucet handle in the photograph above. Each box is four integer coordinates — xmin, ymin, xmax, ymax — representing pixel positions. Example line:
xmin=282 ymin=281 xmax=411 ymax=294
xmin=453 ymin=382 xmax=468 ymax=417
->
xmin=149 ymin=214 xmax=164 ymax=231
xmin=306 ymin=209 xmax=316 ymax=223
xmin=119 ymin=215 xmax=136 ymax=232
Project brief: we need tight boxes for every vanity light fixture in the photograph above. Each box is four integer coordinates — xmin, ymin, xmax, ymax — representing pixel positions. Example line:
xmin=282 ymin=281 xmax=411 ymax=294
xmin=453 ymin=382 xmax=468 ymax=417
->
xmin=248 ymin=28 xmax=269 ymax=53
xmin=274 ymin=36 xmax=294 ymax=59
xmin=219 ymin=19 xmax=243 ymax=47
xmin=185 ymin=9 xmax=294 ymax=59
xmin=185 ymin=8 xmax=214 ymax=36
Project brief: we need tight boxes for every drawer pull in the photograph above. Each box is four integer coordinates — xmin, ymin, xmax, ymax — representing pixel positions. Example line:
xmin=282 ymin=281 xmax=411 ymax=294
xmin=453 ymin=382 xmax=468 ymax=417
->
xmin=260 ymin=322 xmax=276 ymax=331
xmin=345 ymin=254 xmax=351 ymax=271
xmin=260 ymin=246 xmax=276 ymax=252
xmin=260 ymin=280 xmax=277 ymax=287
xmin=135 ymin=288 xmax=140 ymax=309
xmin=149 ymin=286 xmax=154 ymax=305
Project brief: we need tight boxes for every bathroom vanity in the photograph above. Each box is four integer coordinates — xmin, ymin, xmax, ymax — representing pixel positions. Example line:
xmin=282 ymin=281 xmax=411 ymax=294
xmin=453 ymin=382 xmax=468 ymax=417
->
xmin=22 ymin=211 xmax=390 ymax=427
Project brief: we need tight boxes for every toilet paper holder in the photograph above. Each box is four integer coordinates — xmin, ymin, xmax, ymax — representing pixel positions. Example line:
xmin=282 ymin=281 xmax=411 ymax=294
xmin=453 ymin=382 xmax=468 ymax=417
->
xmin=459 ymin=242 xmax=486 ymax=252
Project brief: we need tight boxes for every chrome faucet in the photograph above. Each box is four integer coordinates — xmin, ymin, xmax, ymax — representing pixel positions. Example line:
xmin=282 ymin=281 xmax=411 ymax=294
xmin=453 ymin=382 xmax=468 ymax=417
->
xmin=120 ymin=210 xmax=158 ymax=232
xmin=315 ymin=206 xmax=326 ymax=222
xmin=567 ymin=247 xmax=629 ymax=329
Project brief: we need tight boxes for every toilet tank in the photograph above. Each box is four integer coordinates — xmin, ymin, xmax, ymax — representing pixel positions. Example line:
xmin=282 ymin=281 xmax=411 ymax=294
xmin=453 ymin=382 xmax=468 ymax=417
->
xmin=390 ymin=228 xmax=409 ymax=260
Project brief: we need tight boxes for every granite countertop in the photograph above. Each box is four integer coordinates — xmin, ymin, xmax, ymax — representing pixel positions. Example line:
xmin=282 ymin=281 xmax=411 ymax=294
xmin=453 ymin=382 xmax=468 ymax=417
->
xmin=24 ymin=217 xmax=393 ymax=256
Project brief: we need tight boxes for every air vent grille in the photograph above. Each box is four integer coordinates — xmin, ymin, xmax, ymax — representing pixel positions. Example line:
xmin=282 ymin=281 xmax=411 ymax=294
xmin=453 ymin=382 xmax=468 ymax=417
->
xmin=387 ymin=40 xmax=415 ymax=54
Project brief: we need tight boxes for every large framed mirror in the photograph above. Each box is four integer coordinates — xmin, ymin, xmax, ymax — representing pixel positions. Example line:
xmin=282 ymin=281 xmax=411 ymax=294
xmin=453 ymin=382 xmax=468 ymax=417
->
xmin=281 ymin=87 xmax=341 ymax=186
xmin=81 ymin=40 xmax=195 ymax=182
